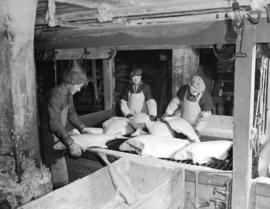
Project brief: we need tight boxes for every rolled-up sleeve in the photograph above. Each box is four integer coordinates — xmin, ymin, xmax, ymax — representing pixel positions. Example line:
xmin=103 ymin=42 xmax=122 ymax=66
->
xmin=120 ymin=87 xmax=131 ymax=116
xmin=48 ymin=93 xmax=74 ymax=146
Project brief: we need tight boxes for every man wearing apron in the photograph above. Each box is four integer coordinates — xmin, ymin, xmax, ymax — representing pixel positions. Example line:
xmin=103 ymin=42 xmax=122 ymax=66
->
xmin=163 ymin=75 xmax=213 ymax=132
xmin=120 ymin=69 xmax=157 ymax=121
xmin=41 ymin=61 xmax=91 ymax=189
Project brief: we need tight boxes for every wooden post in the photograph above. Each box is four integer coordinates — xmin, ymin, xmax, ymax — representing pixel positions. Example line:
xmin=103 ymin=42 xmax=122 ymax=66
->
xmin=232 ymin=23 xmax=256 ymax=209
xmin=0 ymin=0 xmax=40 ymax=174
xmin=103 ymin=58 xmax=115 ymax=110
xmin=265 ymin=59 xmax=270 ymax=139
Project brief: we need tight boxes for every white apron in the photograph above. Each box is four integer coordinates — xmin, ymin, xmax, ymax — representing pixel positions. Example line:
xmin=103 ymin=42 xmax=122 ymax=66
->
xmin=182 ymin=90 xmax=202 ymax=126
xmin=128 ymin=91 xmax=147 ymax=114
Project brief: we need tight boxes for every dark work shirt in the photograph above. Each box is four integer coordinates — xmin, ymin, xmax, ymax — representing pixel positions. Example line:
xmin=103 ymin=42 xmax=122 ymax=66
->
xmin=120 ymin=82 xmax=153 ymax=102
xmin=47 ymin=84 xmax=85 ymax=146
xmin=176 ymin=85 xmax=213 ymax=112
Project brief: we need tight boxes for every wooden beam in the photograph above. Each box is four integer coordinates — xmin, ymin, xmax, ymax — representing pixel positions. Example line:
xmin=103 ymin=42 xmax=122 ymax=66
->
xmin=35 ymin=20 xmax=230 ymax=49
xmin=103 ymin=58 xmax=115 ymax=110
xmin=232 ymin=22 xmax=256 ymax=209
xmin=265 ymin=58 xmax=270 ymax=139
xmin=54 ymin=0 xmax=250 ymax=13
xmin=256 ymin=18 xmax=270 ymax=43
xmin=54 ymin=48 xmax=112 ymax=60
xmin=35 ymin=0 xmax=250 ymax=26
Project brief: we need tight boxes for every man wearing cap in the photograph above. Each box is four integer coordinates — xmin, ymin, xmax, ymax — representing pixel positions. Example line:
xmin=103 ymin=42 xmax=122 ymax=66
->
xmin=120 ymin=68 xmax=157 ymax=121
xmin=163 ymin=75 xmax=213 ymax=131
xmin=41 ymin=60 xmax=92 ymax=189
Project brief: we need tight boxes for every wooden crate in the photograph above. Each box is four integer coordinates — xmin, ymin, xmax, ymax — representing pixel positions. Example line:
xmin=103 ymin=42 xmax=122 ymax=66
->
xmin=19 ymin=157 xmax=185 ymax=209
xmin=254 ymin=177 xmax=270 ymax=209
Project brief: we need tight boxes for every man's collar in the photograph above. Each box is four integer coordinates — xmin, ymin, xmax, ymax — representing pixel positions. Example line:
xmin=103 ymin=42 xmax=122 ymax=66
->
xmin=187 ymin=87 xmax=201 ymax=100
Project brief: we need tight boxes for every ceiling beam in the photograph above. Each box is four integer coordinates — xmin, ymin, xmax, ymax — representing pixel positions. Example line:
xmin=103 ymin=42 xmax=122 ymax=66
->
xmin=35 ymin=20 xmax=230 ymax=49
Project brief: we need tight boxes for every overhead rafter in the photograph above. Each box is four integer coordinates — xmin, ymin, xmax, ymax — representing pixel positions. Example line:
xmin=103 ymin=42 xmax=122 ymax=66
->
xmin=36 ymin=0 xmax=251 ymax=30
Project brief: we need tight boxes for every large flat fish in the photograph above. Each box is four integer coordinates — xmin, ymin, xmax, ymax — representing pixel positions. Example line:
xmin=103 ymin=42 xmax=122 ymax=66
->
xmin=129 ymin=113 xmax=151 ymax=129
xmin=119 ymin=135 xmax=190 ymax=158
xmin=53 ymin=134 xmax=124 ymax=151
xmin=103 ymin=117 xmax=134 ymax=136
xmin=146 ymin=121 xmax=175 ymax=138
xmin=172 ymin=140 xmax=232 ymax=164
xmin=163 ymin=117 xmax=200 ymax=142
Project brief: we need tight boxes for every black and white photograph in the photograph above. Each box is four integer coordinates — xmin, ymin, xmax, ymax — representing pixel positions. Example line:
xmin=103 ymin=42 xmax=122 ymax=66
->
xmin=1 ymin=0 xmax=270 ymax=209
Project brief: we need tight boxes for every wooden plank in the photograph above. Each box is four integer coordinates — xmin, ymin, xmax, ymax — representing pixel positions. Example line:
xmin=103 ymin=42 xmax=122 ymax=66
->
xmin=55 ymin=48 xmax=84 ymax=59
xmin=256 ymin=18 xmax=270 ymax=43
xmin=255 ymin=195 xmax=270 ymax=209
xmin=55 ymin=0 xmax=250 ymax=12
xmin=35 ymin=17 xmax=270 ymax=49
xmin=103 ymin=58 xmax=115 ymax=110
xmin=255 ymin=177 xmax=270 ymax=197
xmin=20 ymin=157 xmax=186 ymax=209
xmin=232 ymin=22 xmax=256 ymax=209
xmin=265 ymin=59 xmax=270 ymax=140
xmin=19 ymin=161 xmax=118 ymax=209
xmin=36 ymin=0 xmax=250 ymax=26
xmin=35 ymin=20 xmax=229 ymax=49
xmin=54 ymin=48 xmax=112 ymax=60
xmin=88 ymin=148 xmax=232 ymax=186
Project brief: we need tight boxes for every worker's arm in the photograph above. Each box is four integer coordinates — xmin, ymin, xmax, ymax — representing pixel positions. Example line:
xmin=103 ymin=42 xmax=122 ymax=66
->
xmin=144 ymin=84 xmax=157 ymax=117
xmin=48 ymin=93 xmax=74 ymax=147
xmin=120 ymin=99 xmax=132 ymax=117
xmin=68 ymin=96 xmax=86 ymax=132
xmin=164 ymin=96 xmax=181 ymax=116
xmin=120 ymin=87 xmax=132 ymax=117
xmin=164 ymin=86 xmax=186 ymax=116
xmin=194 ymin=91 xmax=214 ymax=133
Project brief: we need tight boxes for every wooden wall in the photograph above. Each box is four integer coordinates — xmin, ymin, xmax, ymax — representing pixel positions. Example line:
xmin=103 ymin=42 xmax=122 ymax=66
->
xmin=172 ymin=48 xmax=199 ymax=96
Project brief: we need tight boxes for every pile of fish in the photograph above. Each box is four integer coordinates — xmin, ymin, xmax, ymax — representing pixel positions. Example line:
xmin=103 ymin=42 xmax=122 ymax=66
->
xmin=55 ymin=113 xmax=232 ymax=164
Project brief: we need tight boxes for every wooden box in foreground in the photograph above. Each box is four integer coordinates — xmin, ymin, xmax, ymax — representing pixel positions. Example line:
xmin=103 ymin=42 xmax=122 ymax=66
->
xmin=19 ymin=157 xmax=185 ymax=209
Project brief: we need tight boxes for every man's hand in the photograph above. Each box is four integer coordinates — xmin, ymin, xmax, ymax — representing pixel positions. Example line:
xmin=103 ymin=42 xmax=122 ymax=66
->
xmin=126 ymin=114 xmax=133 ymax=118
xmin=149 ymin=115 xmax=157 ymax=121
xmin=68 ymin=143 xmax=82 ymax=157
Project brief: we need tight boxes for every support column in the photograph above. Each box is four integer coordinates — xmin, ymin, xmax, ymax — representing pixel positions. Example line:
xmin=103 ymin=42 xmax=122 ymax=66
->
xmin=103 ymin=58 xmax=115 ymax=110
xmin=232 ymin=23 xmax=256 ymax=209
xmin=0 ymin=0 xmax=51 ymax=208
xmin=172 ymin=47 xmax=199 ymax=95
